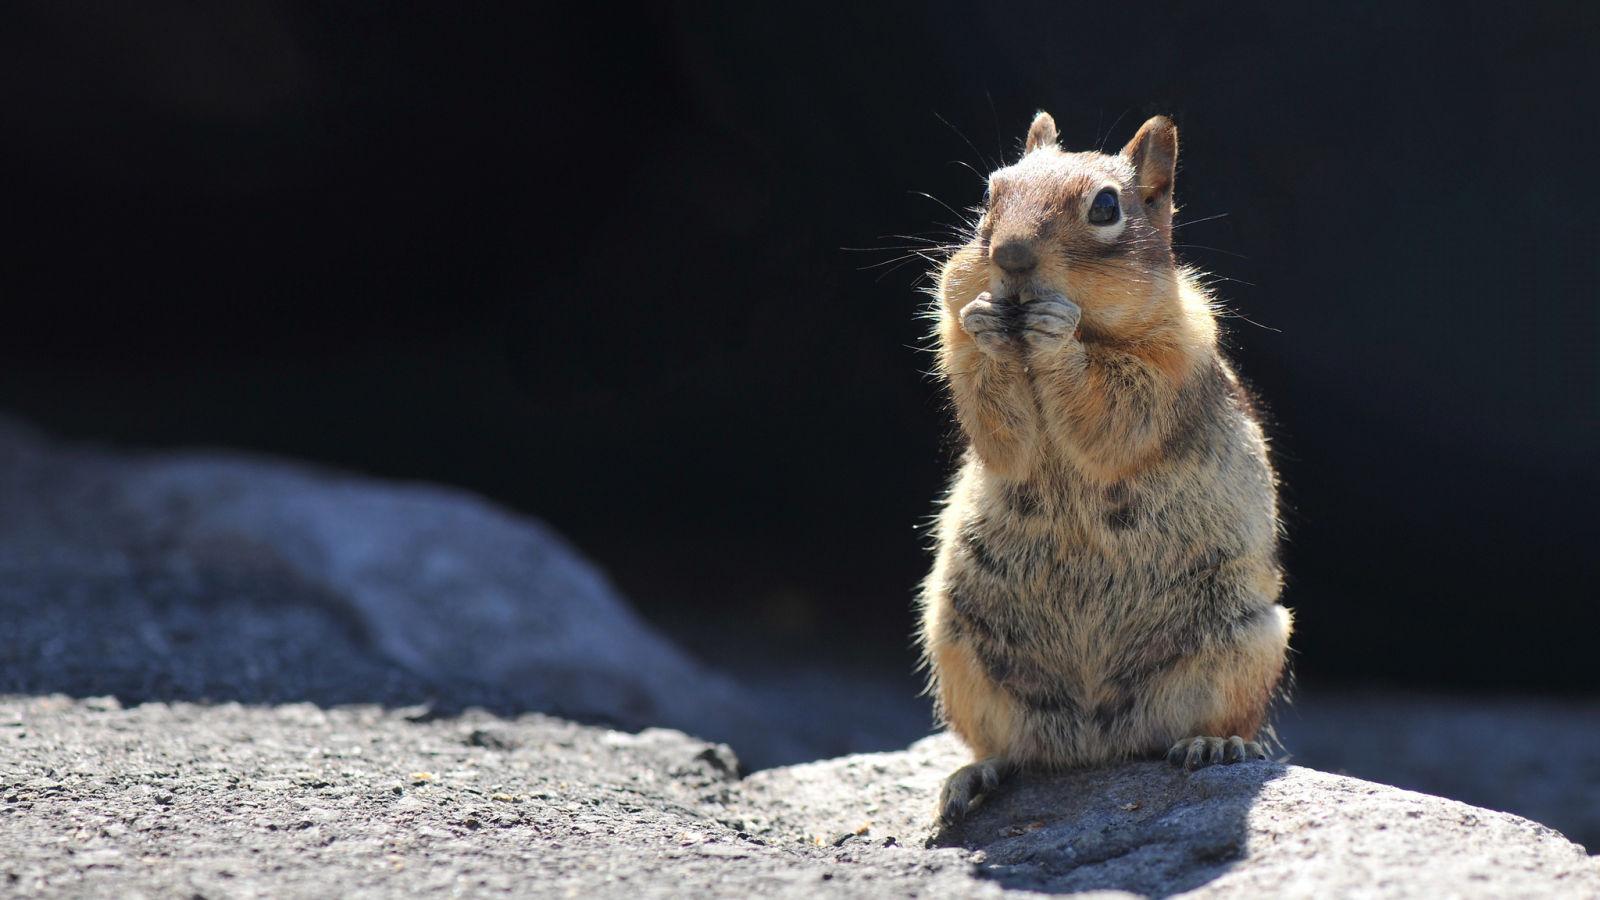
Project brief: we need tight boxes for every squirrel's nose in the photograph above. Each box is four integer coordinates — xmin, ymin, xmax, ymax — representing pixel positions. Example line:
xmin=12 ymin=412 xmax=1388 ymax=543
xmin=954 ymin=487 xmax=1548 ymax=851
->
xmin=991 ymin=238 xmax=1037 ymax=273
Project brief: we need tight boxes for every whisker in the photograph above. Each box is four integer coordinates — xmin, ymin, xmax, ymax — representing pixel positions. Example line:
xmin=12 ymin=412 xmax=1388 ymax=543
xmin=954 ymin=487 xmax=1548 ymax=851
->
xmin=1098 ymin=108 xmax=1135 ymax=153
xmin=854 ymin=253 xmax=931 ymax=271
xmin=843 ymin=244 xmax=963 ymax=253
xmin=947 ymin=159 xmax=988 ymax=181
xmin=986 ymin=92 xmax=1003 ymax=163
xmin=1216 ymin=308 xmax=1280 ymax=332
xmin=883 ymin=232 xmax=972 ymax=245
xmin=1172 ymin=212 xmax=1230 ymax=230
xmin=871 ymin=257 xmax=931 ymax=282
xmin=910 ymin=190 xmax=980 ymax=228
xmin=1175 ymin=243 xmax=1251 ymax=260
xmin=935 ymin=110 xmax=998 ymax=172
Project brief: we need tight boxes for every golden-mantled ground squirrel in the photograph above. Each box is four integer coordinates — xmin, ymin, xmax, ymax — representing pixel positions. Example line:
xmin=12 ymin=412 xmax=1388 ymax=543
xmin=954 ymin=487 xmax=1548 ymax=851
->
xmin=919 ymin=112 xmax=1292 ymax=825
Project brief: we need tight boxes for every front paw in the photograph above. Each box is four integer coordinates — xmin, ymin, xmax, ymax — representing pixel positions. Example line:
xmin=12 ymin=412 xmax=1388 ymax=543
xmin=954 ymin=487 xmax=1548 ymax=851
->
xmin=1019 ymin=294 xmax=1081 ymax=354
xmin=958 ymin=293 xmax=1013 ymax=355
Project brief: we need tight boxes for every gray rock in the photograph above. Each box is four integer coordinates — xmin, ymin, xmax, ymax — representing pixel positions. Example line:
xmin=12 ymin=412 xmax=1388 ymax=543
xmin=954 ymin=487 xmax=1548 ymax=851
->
xmin=1280 ymin=692 xmax=1600 ymax=854
xmin=0 ymin=696 xmax=985 ymax=900
xmin=3 ymin=696 xmax=1596 ymax=899
xmin=8 ymin=413 xmax=1600 ymax=861
xmin=730 ymin=732 xmax=1600 ymax=897
xmin=0 ymin=417 xmax=809 ymax=766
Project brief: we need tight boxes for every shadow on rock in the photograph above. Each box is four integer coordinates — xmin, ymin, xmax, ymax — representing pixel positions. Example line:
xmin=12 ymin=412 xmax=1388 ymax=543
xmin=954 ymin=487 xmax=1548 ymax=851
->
xmin=931 ymin=760 xmax=1284 ymax=897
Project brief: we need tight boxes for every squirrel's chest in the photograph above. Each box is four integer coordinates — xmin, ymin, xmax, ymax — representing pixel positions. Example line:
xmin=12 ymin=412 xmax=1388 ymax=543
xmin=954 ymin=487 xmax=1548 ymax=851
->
xmin=953 ymin=471 xmax=1176 ymax=580
xmin=940 ymin=471 xmax=1201 ymax=644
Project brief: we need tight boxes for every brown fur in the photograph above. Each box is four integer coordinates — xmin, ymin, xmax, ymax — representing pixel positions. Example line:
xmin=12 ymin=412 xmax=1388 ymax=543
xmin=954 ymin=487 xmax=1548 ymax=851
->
xmin=919 ymin=113 xmax=1292 ymax=815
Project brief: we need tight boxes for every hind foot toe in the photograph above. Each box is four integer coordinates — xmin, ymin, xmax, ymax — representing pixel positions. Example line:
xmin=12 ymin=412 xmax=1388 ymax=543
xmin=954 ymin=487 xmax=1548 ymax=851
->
xmin=937 ymin=757 xmax=1012 ymax=827
xmin=1166 ymin=735 xmax=1267 ymax=772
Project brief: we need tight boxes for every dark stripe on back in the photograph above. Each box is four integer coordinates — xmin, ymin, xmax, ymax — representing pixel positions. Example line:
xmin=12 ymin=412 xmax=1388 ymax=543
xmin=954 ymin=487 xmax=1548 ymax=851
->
xmin=946 ymin=585 xmax=1000 ymax=644
xmin=1092 ymin=695 xmax=1136 ymax=731
xmin=959 ymin=525 xmax=1008 ymax=577
xmin=1105 ymin=481 xmax=1137 ymax=531
xmin=1006 ymin=481 xmax=1043 ymax=517
xmin=1009 ymin=687 xmax=1082 ymax=716
xmin=1161 ymin=358 xmax=1230 ymax=461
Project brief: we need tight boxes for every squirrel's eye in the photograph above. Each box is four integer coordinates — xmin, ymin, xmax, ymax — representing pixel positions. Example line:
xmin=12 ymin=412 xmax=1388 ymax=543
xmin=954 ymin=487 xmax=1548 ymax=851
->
xmin=1088 ymin=188 xmax=1120 ymax=225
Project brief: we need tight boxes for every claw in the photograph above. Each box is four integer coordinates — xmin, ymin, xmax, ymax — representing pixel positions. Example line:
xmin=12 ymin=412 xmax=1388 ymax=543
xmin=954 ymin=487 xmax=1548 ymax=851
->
xmin=938 ymin=783 xmax=960 ymax=826
xmin=937 ymin=757 xmax=1012 ymax=827
xmin=1168 ymin=735 xmax=1271 ymax=772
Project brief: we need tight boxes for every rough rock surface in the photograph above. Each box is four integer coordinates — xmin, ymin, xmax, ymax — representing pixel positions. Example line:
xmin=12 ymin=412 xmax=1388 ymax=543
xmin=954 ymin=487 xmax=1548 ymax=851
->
xmin=3 ymin=696 xmax=1597 ymax=899
xmin=0 ymin=417 xmax=818 ymax=767
xmin=735 ymin=734 xmax=1600 ymax=897
xmin=1279 ymin=693 xmax=1600 ymax=853
xmin=10 ymin=412 xmax=1600 ymax=845
xmin=0 ymin=696 xmax=980 ymax=900
xmin=6 ymin=414 xmax=1600 ymax=896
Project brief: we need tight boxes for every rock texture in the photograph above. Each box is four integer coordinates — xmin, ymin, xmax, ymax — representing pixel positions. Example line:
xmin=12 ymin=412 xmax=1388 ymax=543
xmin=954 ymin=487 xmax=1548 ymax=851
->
xmin=0 ymin=696 xmax=981 ymax=900
xmin=0 ymin=417 xmax=816 ymax=766
xmin=735 ymin=734 xmax=1600 ymax=897
xmin=6 ymin=414 xmax=1600 ymax=897
xmin=1279 ymin=692 xmax=1600 ymax=854
xmin=3 ymin=696 xmax=1596 ymax=899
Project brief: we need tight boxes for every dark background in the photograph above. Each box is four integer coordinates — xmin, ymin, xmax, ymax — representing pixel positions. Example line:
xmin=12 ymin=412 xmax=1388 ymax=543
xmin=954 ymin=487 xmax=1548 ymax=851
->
xmin=1 ymin=2 xmax=1594 ymax=692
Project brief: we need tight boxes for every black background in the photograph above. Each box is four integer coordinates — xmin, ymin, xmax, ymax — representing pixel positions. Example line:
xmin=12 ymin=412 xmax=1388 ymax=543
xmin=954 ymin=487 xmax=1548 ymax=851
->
xmin=1 ymin=2 xmax=1595 ymax=691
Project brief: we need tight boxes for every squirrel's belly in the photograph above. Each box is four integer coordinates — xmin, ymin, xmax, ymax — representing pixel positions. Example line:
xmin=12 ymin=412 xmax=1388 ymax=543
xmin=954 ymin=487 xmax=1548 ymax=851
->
xmin=935 ymin=519 xmax=1283 ymax=767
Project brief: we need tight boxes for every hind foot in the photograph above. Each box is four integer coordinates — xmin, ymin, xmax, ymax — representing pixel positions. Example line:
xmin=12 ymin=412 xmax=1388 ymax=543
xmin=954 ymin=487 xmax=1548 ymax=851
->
xmin=937 ymin=757 xmax=1014 ymax=827
xmin=1166 ymin=735 xmax=1267 ymax=772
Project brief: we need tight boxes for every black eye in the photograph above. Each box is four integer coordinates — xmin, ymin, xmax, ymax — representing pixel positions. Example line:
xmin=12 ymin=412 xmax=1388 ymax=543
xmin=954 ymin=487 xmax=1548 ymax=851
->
xmin=1088 ymin=188 xmax=1120 ymax=225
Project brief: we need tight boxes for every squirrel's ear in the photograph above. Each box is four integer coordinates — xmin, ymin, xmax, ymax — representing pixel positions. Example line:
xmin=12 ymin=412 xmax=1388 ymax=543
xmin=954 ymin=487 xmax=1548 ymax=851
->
xmin=1024 ymin=112 xmax=1058 ymax=154
xmin=1122 ymin=116 xmax=1178 ymax=225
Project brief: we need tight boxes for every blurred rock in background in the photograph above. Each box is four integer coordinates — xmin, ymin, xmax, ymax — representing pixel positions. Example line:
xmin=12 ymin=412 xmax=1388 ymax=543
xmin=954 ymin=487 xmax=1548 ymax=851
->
xmin=0 ymin=416 xmax=913 ymax=769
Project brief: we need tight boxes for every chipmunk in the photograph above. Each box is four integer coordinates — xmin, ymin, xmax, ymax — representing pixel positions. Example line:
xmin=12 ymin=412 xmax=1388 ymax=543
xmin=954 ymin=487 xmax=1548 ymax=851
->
xmin=918 ymin=112 xmax=1292 ymax=826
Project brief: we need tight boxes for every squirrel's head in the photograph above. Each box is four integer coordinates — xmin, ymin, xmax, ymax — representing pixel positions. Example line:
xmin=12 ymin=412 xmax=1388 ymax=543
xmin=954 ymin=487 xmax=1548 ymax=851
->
xmin=943 ymin=112 xmax=1183 ymax=340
